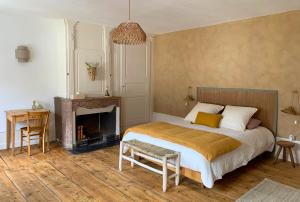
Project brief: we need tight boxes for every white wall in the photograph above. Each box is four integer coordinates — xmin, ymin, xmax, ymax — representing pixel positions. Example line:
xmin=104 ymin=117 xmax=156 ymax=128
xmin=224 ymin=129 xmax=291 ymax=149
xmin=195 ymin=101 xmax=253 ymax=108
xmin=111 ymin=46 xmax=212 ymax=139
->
xmin=0 ymin=13 xmax=66 ymax=149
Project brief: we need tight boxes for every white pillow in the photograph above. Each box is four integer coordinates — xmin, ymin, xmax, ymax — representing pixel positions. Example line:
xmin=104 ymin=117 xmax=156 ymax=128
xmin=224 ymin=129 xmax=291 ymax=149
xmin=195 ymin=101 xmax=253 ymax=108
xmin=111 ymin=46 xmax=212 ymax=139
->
xmin=184 ymin=102 xmax=224 ymax=123
xmin=220 ymin=105 xmax=258 ymax=131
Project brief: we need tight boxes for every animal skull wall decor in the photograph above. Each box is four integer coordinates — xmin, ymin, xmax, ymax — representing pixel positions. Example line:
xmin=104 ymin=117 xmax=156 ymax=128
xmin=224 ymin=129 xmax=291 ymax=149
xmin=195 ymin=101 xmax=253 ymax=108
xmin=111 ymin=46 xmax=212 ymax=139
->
xmin=85 ymin=62 xmax=99 ymax=81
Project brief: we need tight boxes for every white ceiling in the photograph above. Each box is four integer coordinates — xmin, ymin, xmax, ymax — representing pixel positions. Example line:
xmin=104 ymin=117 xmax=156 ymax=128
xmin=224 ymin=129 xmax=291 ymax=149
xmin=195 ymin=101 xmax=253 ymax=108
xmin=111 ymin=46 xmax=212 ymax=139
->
xmin=1 ymin=0 xmax=300 ymax=34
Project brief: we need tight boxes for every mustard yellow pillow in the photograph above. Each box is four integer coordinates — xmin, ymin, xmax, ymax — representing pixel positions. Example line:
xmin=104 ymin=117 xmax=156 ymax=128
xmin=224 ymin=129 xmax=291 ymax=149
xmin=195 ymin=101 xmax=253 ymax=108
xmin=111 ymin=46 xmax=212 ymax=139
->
xmin=194 ymin=112 xmax=223 ymax=128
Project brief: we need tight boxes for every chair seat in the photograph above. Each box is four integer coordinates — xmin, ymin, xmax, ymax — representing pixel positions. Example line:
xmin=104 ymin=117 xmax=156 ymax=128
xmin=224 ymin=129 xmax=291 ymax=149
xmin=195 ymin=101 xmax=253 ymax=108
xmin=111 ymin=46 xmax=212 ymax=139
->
xmin=20 ymin=126 xmax=42 ymax=131
xmin=21 ymin=126 xmax=43 ymax=135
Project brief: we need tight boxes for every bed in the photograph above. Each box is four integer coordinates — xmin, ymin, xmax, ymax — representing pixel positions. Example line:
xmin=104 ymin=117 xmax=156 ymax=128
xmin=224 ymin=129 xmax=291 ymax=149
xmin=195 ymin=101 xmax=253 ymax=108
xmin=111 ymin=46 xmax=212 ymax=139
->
xmin=122 ymin=87 xmax=278 ymax=188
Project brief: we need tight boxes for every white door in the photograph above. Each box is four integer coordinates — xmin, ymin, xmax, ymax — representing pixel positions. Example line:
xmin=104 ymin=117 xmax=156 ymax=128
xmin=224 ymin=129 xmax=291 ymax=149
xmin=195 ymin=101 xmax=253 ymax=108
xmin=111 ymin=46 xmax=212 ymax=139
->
xmin=114 ymin=43 xmax=151 ymax=131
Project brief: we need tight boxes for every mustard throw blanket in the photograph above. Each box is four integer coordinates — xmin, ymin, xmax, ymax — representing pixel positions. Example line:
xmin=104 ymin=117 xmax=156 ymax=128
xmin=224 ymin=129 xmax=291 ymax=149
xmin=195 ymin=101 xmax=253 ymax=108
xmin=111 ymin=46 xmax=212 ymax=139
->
xmin=124 ymin=121 xmax=241 ymax=161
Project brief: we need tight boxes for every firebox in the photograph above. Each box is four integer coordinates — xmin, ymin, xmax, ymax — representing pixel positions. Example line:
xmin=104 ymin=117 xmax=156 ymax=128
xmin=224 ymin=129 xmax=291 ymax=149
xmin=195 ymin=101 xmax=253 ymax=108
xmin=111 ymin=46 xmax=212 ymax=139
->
xmin=74 ymin=105 xmax=119 ymax=153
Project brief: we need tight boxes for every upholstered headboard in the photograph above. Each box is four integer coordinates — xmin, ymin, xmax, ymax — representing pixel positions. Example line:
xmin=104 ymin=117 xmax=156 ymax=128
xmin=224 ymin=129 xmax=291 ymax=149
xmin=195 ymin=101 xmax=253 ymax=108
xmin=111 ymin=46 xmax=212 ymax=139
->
xmin=197 ymin=87 xmax=278 ymax=135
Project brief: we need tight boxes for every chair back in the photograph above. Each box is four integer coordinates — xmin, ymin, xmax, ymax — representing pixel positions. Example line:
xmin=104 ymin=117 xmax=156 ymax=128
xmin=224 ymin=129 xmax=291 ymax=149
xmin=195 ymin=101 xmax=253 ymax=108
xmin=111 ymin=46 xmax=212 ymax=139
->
xmin=26 ymin=111 xmax=50 ymax=134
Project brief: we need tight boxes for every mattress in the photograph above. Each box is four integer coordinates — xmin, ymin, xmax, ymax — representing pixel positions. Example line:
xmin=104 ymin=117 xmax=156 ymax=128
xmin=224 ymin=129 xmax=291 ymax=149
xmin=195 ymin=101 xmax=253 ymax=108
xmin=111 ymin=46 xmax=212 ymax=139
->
xmin=122 ymin=113 xmax=275 ymax=188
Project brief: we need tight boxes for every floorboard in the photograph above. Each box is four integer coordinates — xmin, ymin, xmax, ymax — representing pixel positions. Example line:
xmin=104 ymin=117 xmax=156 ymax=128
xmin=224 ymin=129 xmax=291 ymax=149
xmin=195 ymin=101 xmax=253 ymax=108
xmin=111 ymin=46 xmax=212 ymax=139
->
xmin=5 ymin=170 xmax=60 ymax=202
xmin=0 ymin=171 xmax=25 ymax=202
xmin=32 ymin=161 xmax=95 ymax=202
xmin=47 ymin=156 xmax=130 ymax=201
xmin=0 ymin=145 xmax=299 ymax=202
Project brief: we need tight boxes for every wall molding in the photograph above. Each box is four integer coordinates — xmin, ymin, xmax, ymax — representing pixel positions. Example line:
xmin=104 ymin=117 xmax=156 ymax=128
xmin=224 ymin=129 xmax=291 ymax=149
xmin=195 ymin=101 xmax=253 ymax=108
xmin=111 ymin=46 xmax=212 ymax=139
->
xmin=64 ymin=19 xmax=113 ymax=98
xmin=64 ymin=19 xmax=78 ymax=98
xmin=74 ymin=48 xmax=105 ymax=95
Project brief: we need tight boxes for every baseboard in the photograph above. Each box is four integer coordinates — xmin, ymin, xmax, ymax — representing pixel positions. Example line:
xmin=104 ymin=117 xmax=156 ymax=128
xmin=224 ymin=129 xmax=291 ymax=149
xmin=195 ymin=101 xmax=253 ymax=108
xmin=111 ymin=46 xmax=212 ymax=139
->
xmin=0 ymin=131 xmax=56 ymax=150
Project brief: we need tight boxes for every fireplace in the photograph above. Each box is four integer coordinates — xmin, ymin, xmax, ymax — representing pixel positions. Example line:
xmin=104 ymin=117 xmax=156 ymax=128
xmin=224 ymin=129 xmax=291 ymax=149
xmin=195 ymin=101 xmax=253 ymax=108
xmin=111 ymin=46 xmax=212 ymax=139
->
xmin=54 ymin=97 xmax=121 ymax=153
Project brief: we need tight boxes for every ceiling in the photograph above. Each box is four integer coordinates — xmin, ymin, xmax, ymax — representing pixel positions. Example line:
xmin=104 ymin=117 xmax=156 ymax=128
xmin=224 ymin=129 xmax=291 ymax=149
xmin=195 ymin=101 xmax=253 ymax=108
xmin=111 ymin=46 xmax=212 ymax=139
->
xmin=1 ymin=0 xmax=300 ymax=34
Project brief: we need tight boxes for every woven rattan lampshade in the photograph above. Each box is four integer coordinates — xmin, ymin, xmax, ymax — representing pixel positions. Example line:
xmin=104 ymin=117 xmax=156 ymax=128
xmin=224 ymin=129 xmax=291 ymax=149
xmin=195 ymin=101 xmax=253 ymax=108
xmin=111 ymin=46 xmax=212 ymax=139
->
xmin=112 ymin=0 xmax=146 ymax=45
xmin=112 ymin=22 xmax=146 ymax=45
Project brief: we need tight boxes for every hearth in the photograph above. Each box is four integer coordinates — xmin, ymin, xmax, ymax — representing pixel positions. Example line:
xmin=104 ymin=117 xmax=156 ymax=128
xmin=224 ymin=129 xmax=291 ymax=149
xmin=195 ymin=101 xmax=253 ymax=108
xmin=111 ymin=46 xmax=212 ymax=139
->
xmin=54 ymin=97 xmax=121 ymax=153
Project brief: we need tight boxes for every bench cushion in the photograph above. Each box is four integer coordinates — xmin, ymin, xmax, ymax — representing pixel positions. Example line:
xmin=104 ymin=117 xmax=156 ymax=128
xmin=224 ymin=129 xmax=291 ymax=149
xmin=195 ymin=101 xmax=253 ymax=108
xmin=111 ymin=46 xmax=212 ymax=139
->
xmin=123 ymin=139 xmax=177 ymax=160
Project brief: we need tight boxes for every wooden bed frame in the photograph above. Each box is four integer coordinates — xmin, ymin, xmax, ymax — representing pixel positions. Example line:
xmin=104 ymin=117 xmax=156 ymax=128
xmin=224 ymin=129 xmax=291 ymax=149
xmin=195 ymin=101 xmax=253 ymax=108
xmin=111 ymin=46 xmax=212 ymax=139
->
xmin=168 ymin=87 xmax=278 ymax=184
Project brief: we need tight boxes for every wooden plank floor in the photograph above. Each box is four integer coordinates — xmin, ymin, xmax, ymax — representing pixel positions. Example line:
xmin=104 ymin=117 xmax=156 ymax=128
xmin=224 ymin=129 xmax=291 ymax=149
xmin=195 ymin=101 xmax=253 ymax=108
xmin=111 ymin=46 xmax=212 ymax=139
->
xmin=0 ymin=144 xmax=299 ymax=202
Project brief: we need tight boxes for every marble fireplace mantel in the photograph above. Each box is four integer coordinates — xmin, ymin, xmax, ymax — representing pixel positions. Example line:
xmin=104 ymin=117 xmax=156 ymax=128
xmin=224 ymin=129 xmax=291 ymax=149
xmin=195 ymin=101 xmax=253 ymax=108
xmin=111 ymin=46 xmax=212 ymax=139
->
xmin=54 ymin=96 xmax=121 ymax=150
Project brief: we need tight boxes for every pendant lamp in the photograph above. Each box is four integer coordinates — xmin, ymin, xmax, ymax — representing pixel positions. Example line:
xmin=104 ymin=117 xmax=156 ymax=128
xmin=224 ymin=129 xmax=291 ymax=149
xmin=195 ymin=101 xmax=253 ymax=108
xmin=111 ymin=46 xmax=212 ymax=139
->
xmin=112 ymin=0 xmax=146 ymax=45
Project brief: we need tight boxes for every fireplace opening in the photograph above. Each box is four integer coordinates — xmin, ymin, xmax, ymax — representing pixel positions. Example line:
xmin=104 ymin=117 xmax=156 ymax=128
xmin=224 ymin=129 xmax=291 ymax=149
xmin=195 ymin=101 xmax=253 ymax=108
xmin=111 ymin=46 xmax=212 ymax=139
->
xmin=74 ymin=106 xmax=119 ymax=153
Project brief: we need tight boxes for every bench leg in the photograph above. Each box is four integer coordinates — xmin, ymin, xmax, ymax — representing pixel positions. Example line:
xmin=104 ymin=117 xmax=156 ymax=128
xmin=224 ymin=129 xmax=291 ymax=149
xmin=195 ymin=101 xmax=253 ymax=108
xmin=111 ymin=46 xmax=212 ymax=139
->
xmin=131 ymin=149 xmax=134 ymax=168
xmin=162 ymin=157 xmax=167 ymax=192
xmin=119 ymin=141 xmax=123 ymax=171
xmin=175 ymin=154 xmax=180 ymax=186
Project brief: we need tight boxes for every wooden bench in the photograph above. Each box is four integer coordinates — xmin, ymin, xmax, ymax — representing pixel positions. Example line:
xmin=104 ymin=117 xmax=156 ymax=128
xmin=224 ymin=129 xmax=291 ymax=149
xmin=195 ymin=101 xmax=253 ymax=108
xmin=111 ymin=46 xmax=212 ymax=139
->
xmin=119 ymin=139 xmax=180 ymax=192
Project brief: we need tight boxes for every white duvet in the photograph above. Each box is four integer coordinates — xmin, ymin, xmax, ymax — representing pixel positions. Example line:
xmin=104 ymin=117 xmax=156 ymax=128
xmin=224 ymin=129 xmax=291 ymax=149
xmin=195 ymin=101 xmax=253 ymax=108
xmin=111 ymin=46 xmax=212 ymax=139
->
xmin=122 ymin=113 xmax=275 ymax=188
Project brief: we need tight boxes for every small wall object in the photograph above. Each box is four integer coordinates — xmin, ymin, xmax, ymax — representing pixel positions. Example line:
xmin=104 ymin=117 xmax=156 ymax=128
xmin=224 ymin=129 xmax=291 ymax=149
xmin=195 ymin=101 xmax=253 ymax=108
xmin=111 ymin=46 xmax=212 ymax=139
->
xmin=184 ymin=86 xmax=195 ymax=106
xmin=105 ymin=88 xmax=110 ymax=97
xmin=281 ymin=90 xmax=299 ymax=115
xmin=85 ymin=62 xmax=98 ymax=81
xmin=15 ymin=46 xmax=30 ymax=62
xmin=289 ymin=120 xmax=299 ymax=141
xmin=71 ymin=92 xmax=86 ymax=99
xmin=32 ymin=100 xmax=43 ymax=110
xmin=289 ymin=134 xmax=296 ymax=141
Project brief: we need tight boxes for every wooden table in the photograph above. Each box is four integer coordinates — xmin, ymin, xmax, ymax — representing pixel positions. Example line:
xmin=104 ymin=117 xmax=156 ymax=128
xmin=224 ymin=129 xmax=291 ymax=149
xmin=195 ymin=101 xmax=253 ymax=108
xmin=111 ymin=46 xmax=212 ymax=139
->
xmin=6 ymin=109 xmax=49 ymax=155
xmin=273 ymin=140 xmax=296 ymax=167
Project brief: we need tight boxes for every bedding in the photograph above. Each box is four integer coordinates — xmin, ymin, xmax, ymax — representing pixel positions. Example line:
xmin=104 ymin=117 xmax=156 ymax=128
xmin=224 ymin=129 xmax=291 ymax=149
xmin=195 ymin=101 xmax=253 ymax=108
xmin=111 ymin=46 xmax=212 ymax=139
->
xmin=124 ymin=121 xmax=241 ymax=161
xmin=194 ymin=112 xmax=222 ymax=128
xmin=184 ymin=102 xmax=224 ymax=122
xmin=122 ymin=113 xmax=275 ymax=188
xmin=220 ymin=105 xmax=258 ymax=131
xmin=246 ymin=118 xmax=262 ymax=129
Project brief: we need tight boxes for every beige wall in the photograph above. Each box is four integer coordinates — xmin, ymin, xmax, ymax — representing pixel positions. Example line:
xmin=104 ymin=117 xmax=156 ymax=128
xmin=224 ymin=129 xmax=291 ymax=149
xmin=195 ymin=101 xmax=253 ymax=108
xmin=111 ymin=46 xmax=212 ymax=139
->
xmin=153 ymin=10 xmax=300 ymax=137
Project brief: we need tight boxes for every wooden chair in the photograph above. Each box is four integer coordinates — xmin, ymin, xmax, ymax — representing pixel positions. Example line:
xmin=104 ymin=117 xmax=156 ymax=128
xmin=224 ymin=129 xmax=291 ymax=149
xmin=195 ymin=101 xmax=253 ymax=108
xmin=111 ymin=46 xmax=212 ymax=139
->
xmin=20 ymin=111 xmax=50 ymax=156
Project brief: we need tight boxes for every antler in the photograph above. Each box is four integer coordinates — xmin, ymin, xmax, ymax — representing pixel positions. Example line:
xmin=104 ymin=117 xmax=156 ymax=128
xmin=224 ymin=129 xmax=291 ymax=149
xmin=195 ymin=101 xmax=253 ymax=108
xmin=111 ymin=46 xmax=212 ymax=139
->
xmin=85 ymin=62 xmax=99 ymax=69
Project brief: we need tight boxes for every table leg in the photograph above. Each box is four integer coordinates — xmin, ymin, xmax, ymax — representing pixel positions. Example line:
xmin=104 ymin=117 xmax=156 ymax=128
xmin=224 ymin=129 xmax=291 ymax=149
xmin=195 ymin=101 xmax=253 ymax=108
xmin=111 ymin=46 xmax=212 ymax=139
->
xmin=11 ymin=117 xmax=15 ymax=155
xmin=6 ymin=119 xmax=11 ymax=150
xmin=274 ymin=146 xmax=282 ymax=164
xmin=283 ymin=147 xmax=286 ymax=162
xmin=42 ymin=134 xmax=45 ymax=154
xmin=288 ymin=148 xmax=295 ymax=168
xmin=47 ymin=129 xmax=50 ymax=152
